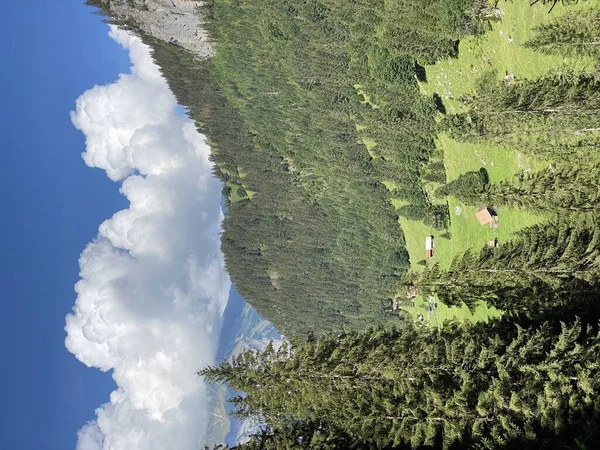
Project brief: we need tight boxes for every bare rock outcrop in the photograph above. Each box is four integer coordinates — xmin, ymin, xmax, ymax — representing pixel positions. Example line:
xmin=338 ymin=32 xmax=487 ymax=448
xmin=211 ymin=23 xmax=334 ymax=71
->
xmin=95 ymin=0 xmax=213 ymax=59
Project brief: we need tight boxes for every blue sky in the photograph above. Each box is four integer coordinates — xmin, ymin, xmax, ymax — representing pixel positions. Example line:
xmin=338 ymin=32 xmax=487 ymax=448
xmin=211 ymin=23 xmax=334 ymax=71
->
xmin=1 ymin=2 xmax=233 ymax=449
xmin=0 ymin=1 xmax=131 ymax=448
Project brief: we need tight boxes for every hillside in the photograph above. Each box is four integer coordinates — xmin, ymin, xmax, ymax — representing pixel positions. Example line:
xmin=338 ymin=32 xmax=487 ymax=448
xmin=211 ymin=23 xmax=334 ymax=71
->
xmin=89 ymin=0 xmax=492 ymax=338
xmin=87 ymin=0 xmax=600 ymax=341
xmin=86 ymin=0 xmax=213 ymax=58
xmin=399 ymin=0 xmax=600 ymax=327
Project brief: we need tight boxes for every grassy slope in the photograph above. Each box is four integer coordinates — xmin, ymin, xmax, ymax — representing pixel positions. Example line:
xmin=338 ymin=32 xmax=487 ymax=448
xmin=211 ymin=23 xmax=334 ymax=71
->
xmin=396 ymin=0 xmax=599 ymax=327
xmin=422 ymin=0 xmax=597 ymax=115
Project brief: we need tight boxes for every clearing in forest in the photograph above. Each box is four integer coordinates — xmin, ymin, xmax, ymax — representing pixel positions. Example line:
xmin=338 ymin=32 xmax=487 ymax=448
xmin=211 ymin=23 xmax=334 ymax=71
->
xmin=397 ymin=0 xmax=600 ymax=327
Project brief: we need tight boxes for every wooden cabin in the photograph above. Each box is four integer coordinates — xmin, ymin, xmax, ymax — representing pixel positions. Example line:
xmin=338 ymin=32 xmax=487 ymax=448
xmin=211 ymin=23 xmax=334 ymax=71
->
xmin=425 ymin=236 xmax=435 ymax=258
xmin=408 ymin=282 xmax=419 ymax=299
xmin=475 ymin=207 xmax=498 ymax=227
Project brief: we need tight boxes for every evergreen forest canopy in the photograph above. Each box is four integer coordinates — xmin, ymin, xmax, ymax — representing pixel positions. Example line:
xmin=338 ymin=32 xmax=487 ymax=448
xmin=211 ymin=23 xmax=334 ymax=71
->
xmin=202 ymin=319 xmax=600 ymax=449
xmin=85 ymin=0 xmax=600 ymax=448
xmin=88 ymin=0 xmax=498 ymax=338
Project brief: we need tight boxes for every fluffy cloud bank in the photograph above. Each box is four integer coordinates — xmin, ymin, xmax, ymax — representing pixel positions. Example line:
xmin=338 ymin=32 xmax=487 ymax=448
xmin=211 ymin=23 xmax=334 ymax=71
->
xmin=65 ymin=27 xmax=230 ymax=450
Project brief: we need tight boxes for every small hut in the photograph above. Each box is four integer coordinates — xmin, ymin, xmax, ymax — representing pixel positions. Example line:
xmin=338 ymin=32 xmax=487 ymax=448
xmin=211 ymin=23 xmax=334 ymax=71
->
xmin=406 ymin=282 xmax=418 ymax=307
xmin=475 ymin=207 xmax=498 ymax=227
xmin=488 ymin=238 xmax=499 ymax=248
xmin=425 ymin=236 xmax=435 ymax=258
xmin=407 ymin=280 xmax=419 ymax=299
xmin=475 ymin=207 xmax=493 ymax=225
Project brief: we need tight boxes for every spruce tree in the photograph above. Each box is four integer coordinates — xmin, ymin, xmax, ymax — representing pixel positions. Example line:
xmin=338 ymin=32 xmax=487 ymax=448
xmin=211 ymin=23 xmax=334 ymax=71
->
xmin=435 ymin=168 xmax=489 ymax=199
xmin=201 ymin=320 xmax=600 ymax=449
xmin=447 ymin=71 xmax=600 ymax=162
xmin=418 ymin=214 xmax=600 ymax=315
xmin=525 ymin=9 xmax=600 ymax=57
xmin=447 ymin=165 xmax=600 ymax=213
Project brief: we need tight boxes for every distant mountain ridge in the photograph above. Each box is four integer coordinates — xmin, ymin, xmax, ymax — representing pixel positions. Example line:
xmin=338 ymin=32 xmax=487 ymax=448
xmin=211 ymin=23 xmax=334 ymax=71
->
xmin=204 ymin=286 xmax=282 ymax=447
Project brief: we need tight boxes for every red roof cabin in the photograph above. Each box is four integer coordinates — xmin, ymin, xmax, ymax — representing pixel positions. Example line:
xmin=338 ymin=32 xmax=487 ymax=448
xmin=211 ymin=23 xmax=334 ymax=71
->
xmin=475 ymin=207 xmax=494 ymax=225
xmin=475 ymin=207 xmax=498 ymax=228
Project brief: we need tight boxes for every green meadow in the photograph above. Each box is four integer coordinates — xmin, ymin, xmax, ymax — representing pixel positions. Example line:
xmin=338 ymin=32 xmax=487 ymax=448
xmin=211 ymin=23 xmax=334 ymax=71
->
xmin=394 ymin=0 xmax=600 ymax=327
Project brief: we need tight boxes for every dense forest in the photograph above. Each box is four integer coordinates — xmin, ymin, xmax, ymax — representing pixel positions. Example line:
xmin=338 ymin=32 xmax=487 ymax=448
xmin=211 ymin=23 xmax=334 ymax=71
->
xmin=192 ymin=0 xmax=489 ymax=337
xmin=203 ymin=319 xmax=600 ymax=449
xmin=88 ymin=0 xmax=498 ymax=337
xmin=86 ymin=0 xmax=600 ymax=448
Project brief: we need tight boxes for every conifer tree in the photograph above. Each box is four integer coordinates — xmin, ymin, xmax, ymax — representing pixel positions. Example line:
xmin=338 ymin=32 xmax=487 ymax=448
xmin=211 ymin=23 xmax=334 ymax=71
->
xmin=461 ymin=71 xmax=600 ymax=137
xmin=419 ymin=214 xmax=600 ymax=314
xmin=201 ymin=320 xmax=600 ymax=449
xmin=525 ymin=9 xmax=600 ymax=57
xmin=435 ymin=168 xmax=489 ymax=199
xmin=448 ymin=165 xmax=600 ymax=212
xmin=467 ymin=71 xmax=600 ymax=116
xmin=446 ymin=71 xmax=600 ymax=162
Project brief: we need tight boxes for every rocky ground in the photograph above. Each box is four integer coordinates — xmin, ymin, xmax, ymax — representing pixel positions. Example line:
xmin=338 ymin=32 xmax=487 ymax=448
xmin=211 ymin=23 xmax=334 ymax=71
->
xmin=100 ymin=0 xmax=213 ymax=59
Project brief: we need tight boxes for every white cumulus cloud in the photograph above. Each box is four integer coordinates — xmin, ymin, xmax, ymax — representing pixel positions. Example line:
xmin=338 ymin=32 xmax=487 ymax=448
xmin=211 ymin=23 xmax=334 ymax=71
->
xmin=65 ymin=27 xmax=230 ymax=450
